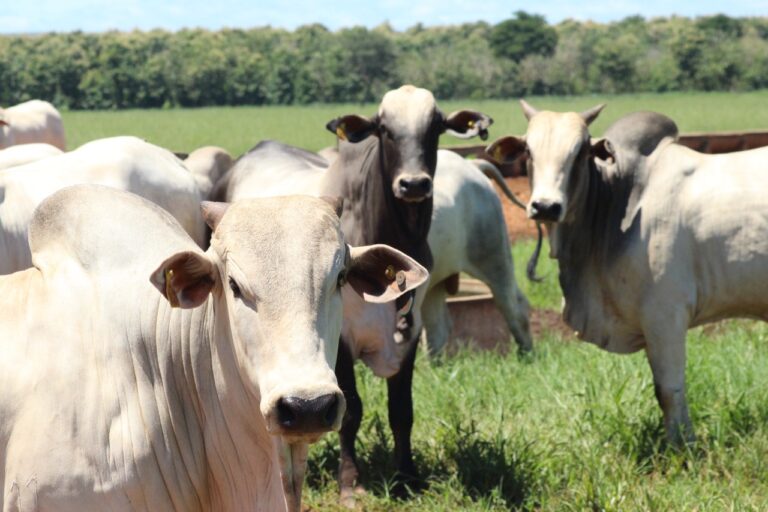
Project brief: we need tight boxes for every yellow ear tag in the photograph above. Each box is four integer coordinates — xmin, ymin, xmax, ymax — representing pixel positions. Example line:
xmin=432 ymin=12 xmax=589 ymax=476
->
xmin=468 ymin=120 xmax=475 ymax=128
xmin=336 ymin=122 xmax=348 ymax=141
xmin=385 ymin=265 xmax=396 ymax=281
xmin=493 ymin=146 xmax=504 ymax=162
xmin=165 ymin=269 xmax=180 ymax=308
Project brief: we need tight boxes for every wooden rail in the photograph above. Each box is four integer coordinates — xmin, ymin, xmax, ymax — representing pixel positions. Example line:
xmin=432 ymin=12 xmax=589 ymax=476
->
xmin=444 ymin=130 xmax=768 ymax=177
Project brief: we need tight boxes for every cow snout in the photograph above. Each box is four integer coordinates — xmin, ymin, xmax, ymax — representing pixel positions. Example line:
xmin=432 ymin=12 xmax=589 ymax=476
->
xmin=530 ymin=200 xmax=562 ymax=222
xmin=275 ymin=393 xmax=343 ymax=434
xmin=395 ymin=174 xmax=433 ymax=202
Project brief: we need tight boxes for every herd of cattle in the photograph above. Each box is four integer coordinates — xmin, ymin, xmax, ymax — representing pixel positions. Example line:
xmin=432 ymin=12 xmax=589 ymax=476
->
xmin=0 ymin=85 xmax=766 ymax=510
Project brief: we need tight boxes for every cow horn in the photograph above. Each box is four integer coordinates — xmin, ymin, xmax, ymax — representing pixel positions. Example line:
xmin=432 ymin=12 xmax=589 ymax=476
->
xmin=519 ymin=99 xmax=538 ymax=121
xmin=580 ymin=104 xmax=606 ymax=126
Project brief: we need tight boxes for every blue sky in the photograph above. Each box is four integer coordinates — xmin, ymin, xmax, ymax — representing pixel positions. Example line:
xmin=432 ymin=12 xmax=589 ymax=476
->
xmin=0 ymin=0 xmax=764 ymax=34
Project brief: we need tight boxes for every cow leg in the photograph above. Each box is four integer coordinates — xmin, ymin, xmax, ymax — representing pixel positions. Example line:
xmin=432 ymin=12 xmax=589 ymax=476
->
xmin=468 ymin=258 xmax=533 ymax=355
xmin=421 ymin=284 xmax=452 ymax=356
xmin=387 ymin=339 xmax=422 ymax=496
xmin=644 ymin=321 xmax=694 ymax=446
xmin=335 ymin=341 xmax=364 ymax=507
xmin=491 ymin=283 xmax=533 ymax=355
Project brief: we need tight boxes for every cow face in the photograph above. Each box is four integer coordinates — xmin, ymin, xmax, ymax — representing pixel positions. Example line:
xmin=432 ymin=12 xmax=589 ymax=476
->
xmin=152 ymin=196 xmax=428 ymax=437
xmin=150 ymin=196 xmax=428 ymax=510
xmin=485 ymin=100 xmax=604 ymax=224
xmin=326 ymin=85 xmax=493 ymax=203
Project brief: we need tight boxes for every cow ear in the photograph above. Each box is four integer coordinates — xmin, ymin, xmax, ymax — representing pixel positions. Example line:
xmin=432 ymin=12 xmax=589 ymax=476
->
xmin=580 ymin=104 xmax=606 ymax=126
xmin=344 ymin=244 xmax=429 ymax=303
xmin=591 ymin=138 xmax=615 ymax=162
xmin=485 ymin=136 xmax=527 ymax=164
xmin=326 ymin=115 xmax=378 ymax=143
xmin=150 ymin=251 xmax=217 ymax=309
xmin=443 ymin=110 xmax=493 ymax=140
xmin=201 ymin=201 xmax=230 ymax=231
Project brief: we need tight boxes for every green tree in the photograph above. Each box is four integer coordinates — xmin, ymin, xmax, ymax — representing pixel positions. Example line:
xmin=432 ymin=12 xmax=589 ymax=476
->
xmin=489 ymin=11 xmax=557 ymax=62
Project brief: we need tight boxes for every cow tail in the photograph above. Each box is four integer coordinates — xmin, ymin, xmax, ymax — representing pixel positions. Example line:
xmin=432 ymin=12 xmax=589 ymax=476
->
xmin=472 ymin=159 xmax=527 ymax=210
xmin=526 ymin=222 xmax=544 ymax=282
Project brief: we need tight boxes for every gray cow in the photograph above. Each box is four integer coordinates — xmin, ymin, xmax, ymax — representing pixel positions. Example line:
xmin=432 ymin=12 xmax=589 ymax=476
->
xmin=488 ymin=104 xmax=768 ymax=444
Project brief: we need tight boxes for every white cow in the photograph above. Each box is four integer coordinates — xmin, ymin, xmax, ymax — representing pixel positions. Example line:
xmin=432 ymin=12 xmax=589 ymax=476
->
xmin=0 ymin=143 xmax=62 ymax=170
xmin=487 ymin=104 xmax=768 ymax=444
xmin=0 ymin=185 xmax=428 ymax=512
xmin=422 ymin=151 xmax=532 ymax=355
xmin=183 ymin=146 xmax=233 ymax=199
xmin=0 ymin=99 xmax=66 ymax=150
xmin=0 ymin=136 xmax=205 ymax=274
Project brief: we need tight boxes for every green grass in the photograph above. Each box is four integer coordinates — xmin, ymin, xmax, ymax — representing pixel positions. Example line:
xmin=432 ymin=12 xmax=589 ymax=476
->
xmin=58 ymin=92 xmax=768 ymax=510
xmin=301 ymin=240 xmax=768 ymax=510
xmin=62 ymin=90 xmax=768 ymax=156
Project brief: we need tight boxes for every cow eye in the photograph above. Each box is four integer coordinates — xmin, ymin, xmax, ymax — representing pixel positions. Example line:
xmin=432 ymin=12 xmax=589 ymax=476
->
xmin=337 ymin=269 xmax=347 ymax=288
xmin=229 ymin=277 xmax=242 ymax=298
xmin=380 ymin=125 xmax=394 ymax=141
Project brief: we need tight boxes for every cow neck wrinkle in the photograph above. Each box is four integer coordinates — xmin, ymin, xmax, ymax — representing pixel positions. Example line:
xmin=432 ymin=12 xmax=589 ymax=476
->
xmin=551 ymin=151 xmax=637 ymax=343
xmin=333 ymin=137 xmax=434 ymax=271
xmin=150 ymin=293 xmax=284 ymax=511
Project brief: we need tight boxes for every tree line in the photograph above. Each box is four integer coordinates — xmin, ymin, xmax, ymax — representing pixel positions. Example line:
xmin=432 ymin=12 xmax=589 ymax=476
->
xmin=1 ymin=12 xmax=767 ymax=109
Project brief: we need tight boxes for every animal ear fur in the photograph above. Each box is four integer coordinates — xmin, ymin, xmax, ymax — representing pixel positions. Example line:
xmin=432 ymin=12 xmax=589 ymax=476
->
xmin=150 ymin=251 xmax=216 ymax=309
xmin=325 ymin=115 xmax=378 ymax=143
xmin=345 ymin=244 xmax=429 ymax=303
xmin=591 ymin=138 xmax=615 ymax=162
xmin=201 ymin=201 xmax=230 ymax=231
xmin=485 ymin=136 xmax=527 ymax=164
xmin=443 ymin=110 xmax=493 ymax=140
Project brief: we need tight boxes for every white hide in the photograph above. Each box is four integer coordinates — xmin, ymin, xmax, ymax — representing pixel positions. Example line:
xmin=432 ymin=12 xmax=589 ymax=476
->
xmin=0 ymin=143 xmax=62 ymax=170
xmin=422 ymin=151 xmax=532 ymax=354
xmin=0 ymin=186 xmax=426 ymax=512
xmin=0 ymin=136 xmax=205 ymax=274
xmin=183 ymin=146 xmax=233 ymax=199
xmin=0 ymin=99 xmax=66 ymax=150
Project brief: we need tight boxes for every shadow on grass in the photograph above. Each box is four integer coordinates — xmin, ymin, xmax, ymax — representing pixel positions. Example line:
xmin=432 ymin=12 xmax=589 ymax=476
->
xmin=307 ymin=411 xmax=540 ymax=508
xmin=442 ymin=421 xmax=539 ymax=508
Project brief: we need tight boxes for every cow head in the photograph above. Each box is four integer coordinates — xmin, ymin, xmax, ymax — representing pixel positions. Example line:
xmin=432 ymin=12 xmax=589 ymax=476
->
xmin=326 ymin=85 xmax=492 ymax=203
xmin=150 ymin=196 xmax=428 ymax=511
xmin=485 ymin=100 xmax=605 ymax=224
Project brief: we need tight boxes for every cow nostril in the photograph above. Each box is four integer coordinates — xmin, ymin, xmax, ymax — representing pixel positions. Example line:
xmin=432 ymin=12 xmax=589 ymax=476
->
xmin=399 ymin=176 xmax=432 ymax=195
xmin=277 ymin=397 xmax=298 ymax=428
xmin=322 ymin=394 xmax=339 ymax=427
xmin=531 ymin=201 xmax=562 ymax=221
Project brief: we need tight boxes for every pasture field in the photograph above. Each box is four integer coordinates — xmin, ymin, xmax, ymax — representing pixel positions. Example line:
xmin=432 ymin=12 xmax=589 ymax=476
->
xmin=62 ymin=90 xmax=768 ymax=156
xmin=62 ymin=91 xmax=768 ymax=510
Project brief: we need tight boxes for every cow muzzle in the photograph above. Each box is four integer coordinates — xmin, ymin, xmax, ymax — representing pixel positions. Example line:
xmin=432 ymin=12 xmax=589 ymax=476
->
xmin=394 ymin=173 xmax=433 ymax=202
xmin=266 ymin=391 xmax=345 ymax=439
xmin=529 ymin=199 xmax=563 ymax=222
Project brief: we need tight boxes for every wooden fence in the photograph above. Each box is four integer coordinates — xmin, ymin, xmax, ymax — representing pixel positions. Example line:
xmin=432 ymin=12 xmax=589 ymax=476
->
xmin=445 ymin=130 xmax=768 ymax=177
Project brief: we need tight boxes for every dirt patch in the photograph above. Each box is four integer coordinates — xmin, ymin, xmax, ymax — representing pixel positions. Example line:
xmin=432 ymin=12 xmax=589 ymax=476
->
xmin=530 ymin=308 xmax=574 ymax=341
xmin=490 ymin=176 xmax=540 ymax=241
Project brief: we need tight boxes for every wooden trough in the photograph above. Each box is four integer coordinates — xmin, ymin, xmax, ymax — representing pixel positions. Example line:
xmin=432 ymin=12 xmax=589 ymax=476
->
xmin=441 ymin=129 xmax=768 ymax=352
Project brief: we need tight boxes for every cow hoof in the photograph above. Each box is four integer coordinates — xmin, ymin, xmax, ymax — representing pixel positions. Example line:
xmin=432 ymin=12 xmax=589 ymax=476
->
xmin=391 ymin=472 xmax=426 ymax=499
xmin=339 ymin=485 xmax=366 ymax=509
